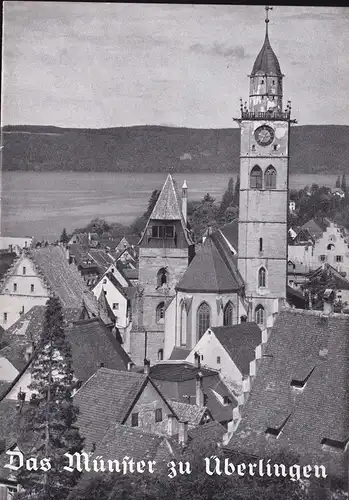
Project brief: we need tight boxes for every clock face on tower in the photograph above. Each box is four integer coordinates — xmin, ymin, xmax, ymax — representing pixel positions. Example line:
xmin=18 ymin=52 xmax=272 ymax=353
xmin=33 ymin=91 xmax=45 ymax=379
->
xmin=254 ymin=125 xmax=275 ymax=147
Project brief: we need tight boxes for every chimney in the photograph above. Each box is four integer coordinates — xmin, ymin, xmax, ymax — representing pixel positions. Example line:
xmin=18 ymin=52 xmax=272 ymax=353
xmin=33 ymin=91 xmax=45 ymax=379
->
xmin=182 ymin=180 xmax=188 ymax=224
xmin=194 ymin=351 xmax=201 ymax=369
xmin=196 ymin=372 xmax=204 ymax=407
xmin=178 ymin=421 xmax=188 ymax=446
xmin=144 ymin=358 xmax=150 ymax=375
xmin=167 ymin=414 xmax=176 ymax=437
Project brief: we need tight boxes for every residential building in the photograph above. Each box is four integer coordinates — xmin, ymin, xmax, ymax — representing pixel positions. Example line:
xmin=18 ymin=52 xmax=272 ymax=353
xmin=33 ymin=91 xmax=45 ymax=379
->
xmin=224 ymin=308 xmax=349 ymax=486
xmin=0 ymin=245 xmax=107 ymax=329
xmin=185 ymin=322 xmax=263 ymax=395
xmin=92 ymin=272 xmax=132 ymax=329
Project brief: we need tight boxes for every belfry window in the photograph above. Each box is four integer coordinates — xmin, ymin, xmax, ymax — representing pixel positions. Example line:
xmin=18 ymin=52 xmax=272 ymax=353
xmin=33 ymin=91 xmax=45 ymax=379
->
xmin=250 ymin=166 xmax=263 ymax=189
xmin=156 ymin=302 xmax=165 ymax=323
xmin=223 ymin=301 xmax=234 ymax=326
xmin=265 ymin=165 xmax=277 ymax=189
xmin=255 ymin=305 xmax=265 ymax=326
xmin=197 ymin=302 xmax=211 ymax=339
xmin=157 ymin=268 xmax=168 ymax=287
xmin=258 ymin=267 xmax=266 ymax=288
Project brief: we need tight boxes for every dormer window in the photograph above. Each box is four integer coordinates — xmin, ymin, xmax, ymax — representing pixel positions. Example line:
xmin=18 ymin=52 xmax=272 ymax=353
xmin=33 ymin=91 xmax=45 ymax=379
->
xmin=265 ymin=414 xmax=291 ymax=438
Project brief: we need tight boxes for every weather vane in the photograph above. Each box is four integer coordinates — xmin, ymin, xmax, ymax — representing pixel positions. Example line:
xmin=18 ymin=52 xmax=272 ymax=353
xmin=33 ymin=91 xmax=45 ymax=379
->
xmin=265 ymin=5 xmax=273 ymax=24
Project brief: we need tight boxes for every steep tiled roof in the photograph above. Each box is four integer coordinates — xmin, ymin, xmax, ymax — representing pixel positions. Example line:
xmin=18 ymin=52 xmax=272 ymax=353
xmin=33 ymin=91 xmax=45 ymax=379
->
xmin=148 ymin=362 xmax=217 ymax=382
xmin=169 ymin=401 xmax=209 ymax=426
xmin=225 ymin=309 xmax=349 ymax=482
xmin=187 ymin=420 xmax=226 ymax=445
xmin=300 ymin=217 xmax=332 ymax=240
xmin=30 ymin=246 xmax=95 ymax=309
xmin=139 ymin=174 xmax=194 ymax=246
xmin=308 ymin=263 xmax=349 ymax=290
xmin=286 ymin=286 xmax=306 ymax=309
xmin=251 ymin=31 xmax=282 ymax=76
xmin=88 ymin=249 xmax=115 ymax=273
xmin=93 ymin=424 xmax=174 ymax=464
xmin=74 ymin=368 xmax=147 ymax=449
xmin=211 ymin=323 xmax=261 ymax=377
xmin=176 ymin=231 xmax=243 ymax=293
xmin=169 ymin=347 xmax=191 ymax=360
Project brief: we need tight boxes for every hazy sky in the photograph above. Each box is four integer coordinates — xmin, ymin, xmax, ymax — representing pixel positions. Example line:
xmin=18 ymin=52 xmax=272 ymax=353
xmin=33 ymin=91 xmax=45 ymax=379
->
xmin=2 ymin=3 xmax=348 ymax=128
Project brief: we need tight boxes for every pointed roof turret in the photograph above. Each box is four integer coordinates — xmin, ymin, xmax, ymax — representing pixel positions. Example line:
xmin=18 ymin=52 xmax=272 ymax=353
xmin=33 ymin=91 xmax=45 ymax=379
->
xmin=251 ymin=6 xmax=282 ymax=77
xmin=150 ymin=174 xmax=183 ymax=220
xmin=139 ymin=174 xmax=194 ymax=246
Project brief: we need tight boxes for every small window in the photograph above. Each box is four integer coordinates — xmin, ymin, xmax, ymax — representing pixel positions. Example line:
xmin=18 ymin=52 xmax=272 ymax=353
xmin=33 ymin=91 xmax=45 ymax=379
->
xmin=336 ymin=255 xmax=343 ymax=262
xmin=155 ymin=408 xmax=163 ymax=423
xmin=165 ymin=226 xmax=174 ymax=238
xmin=112 ymin=303 xmax=119 ymax=310
xmin=272 ymin=80 xmax=275 ymax=85
xmin=156 ymin=302 xmax=165 ymax=323
xmin=158 ymin=349 xmax=164 ymax=361
xmin=30 ymin=284 xmax=35 ymax=293
xmin=3 ymin=313 xmax=8 ymax=323
xmin=259 ymin=238 xmax=263 ymax=252
xmin=223 ymin=396 xmax=231 ymax=405
xmin=131 ymin=413 xmax=139 ymax=427
xmin=258 ymin=267 xmax=266 ymax=288
xmin=327 ymin=244 xmax=335 ymax=250
xmin=261 ymin=79 xmax=264 ymax=84
xmin=251 ymin=144 xmax=256 ymax=151
xmin=217 ymin=356 xmax=221 ymax=364
xmin=255 ymin=305 xmax=264 ymax=326
xmin=273 ymin=145 xmax=278 ymax=151
xmin=22 ymin=267 xmax=26 ymax=275
xmin=104 ymin=290 xmax=107 ymax=296
xmin=13 ymin=283 xmax=17 ymax=292
xmin=201 ymin=355 xmax=204 ymax=361
xmin=103 ymin=278 xmax=107 ymax=284
xmin=320 ymin=255 xmax=326 ymax=262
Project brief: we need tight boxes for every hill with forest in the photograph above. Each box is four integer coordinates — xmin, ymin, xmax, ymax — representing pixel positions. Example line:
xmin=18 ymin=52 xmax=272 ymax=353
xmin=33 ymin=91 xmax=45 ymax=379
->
xmin=2 ymin=124 xmax=349 ymax=174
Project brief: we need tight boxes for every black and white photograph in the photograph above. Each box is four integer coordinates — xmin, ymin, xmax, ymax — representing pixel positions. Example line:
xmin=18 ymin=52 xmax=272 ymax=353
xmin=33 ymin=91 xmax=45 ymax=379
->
xmin=0 ymin=2 xmax=348 ymax=499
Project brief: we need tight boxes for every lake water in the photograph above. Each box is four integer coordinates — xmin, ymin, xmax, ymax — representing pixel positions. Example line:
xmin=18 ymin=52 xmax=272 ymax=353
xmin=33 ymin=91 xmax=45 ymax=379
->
xmin=1 ymin=171 xmax=338 ymax=241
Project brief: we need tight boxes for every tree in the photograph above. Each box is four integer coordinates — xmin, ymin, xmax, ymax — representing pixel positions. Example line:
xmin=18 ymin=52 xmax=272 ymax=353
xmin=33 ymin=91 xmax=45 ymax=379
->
xmin=190 ymin=193 xmax=219 ymax=241
xmin=232 ymin=174 xmax=240 ymax=207
xmin=60 ymin=228 xmax=69 ymax=245
xmin=341 ymin=173 xmax=347 ymax=193
xmin=335 ymin=176 xmax=341 ymax=188
xmin=17 ymin=296 xmax=84 ymax=500
xmin=218 ymin=177 xmax=234 ymax=222
xmin=130 ymin=189 xmax=161 ymax=236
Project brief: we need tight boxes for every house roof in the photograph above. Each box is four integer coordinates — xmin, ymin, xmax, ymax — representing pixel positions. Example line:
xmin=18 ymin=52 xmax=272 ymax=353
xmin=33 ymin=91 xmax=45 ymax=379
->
xmin=307 ymin=263 xmax=349 ymax=290
xmin=169 ymin=401 xmax=209 ymax=426
xmin=210 ymin=322 xmax=262 ymax=377
xmin=147 ymin=362 xmax=217 ymax=382
xmin=74 ymin=368 xmax=148 ymax=449
xmin=187 ymin=420 xmax=226 ymax=446
xmin=286 ymin=286 xmax=306 ymax=309
xmin=93 ymin=423 xmax=175 ymax=464
xmin=176 ymin=231 xmax=243 ymax=293
xmin=219 ymin=220 xmax=239 ymax=251
xmin=29 ymin=246 xmax=96 ymax=309
xmin=88 ymin=249 xmax=115 ymax=273
xmin=122 ymin=268 xmax=138 ymax=281
xmin=251 ymin=30 xmax=282 ymax=76
xmin=300 ymin=217 xmax=332 ymax=239
xmin=148 ymin=363 xmax=236 ymax=424
xmin=225 ymin=308 xmax=349 ymax=482
xmin=169 ymin=347 xmax=192 ymax=361
xmin=139 ymin=174 xmax=194 ymax=246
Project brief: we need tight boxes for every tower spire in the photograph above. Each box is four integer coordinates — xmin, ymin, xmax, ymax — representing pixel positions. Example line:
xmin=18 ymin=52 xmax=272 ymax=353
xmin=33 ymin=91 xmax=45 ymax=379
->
xmin=265 ymin=6 xmax=273 ymax=37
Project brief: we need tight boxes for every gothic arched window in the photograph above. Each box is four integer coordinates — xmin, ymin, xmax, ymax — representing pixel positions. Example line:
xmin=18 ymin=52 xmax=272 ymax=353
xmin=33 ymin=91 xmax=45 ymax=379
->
xmin=197 ymin=302 xmax=211 ymax=339
xmin=156 ymin=302 xmax=165 ymax=323
xmin=250 ymin=165 xmax=263 ymax=189
xmin=180 ymin=300 xmax=187 ymax=346
xmin=223 ymin=301 xmax=234 ymax=326
xmin=265 ymin=165 xmax=276 ymax=189
xmin=157 ymin=268 xmax=168 ymax=288
xmin=255 ymin=305 xmax=265 ymax=326
xmin=258 ymin=267 xmax=266 ymax=288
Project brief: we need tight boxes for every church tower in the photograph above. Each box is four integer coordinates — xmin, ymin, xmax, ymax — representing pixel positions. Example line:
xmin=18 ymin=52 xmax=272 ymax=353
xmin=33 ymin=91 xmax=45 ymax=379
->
xmin=130 ymin=174 xmax=195 ymax=364
xmin=236 ymin=7 xmax=296 ymax=327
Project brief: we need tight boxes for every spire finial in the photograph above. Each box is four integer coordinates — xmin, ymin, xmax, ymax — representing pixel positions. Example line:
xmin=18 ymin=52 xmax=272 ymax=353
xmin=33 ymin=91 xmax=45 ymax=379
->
xmin=265 ymin=6 xmax=273 ymax=35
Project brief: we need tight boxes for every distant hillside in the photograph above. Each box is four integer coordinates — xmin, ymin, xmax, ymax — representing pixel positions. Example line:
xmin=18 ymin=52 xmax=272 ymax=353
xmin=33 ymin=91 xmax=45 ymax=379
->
xmin=2 ymin=124 xmax=349 ymax=174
